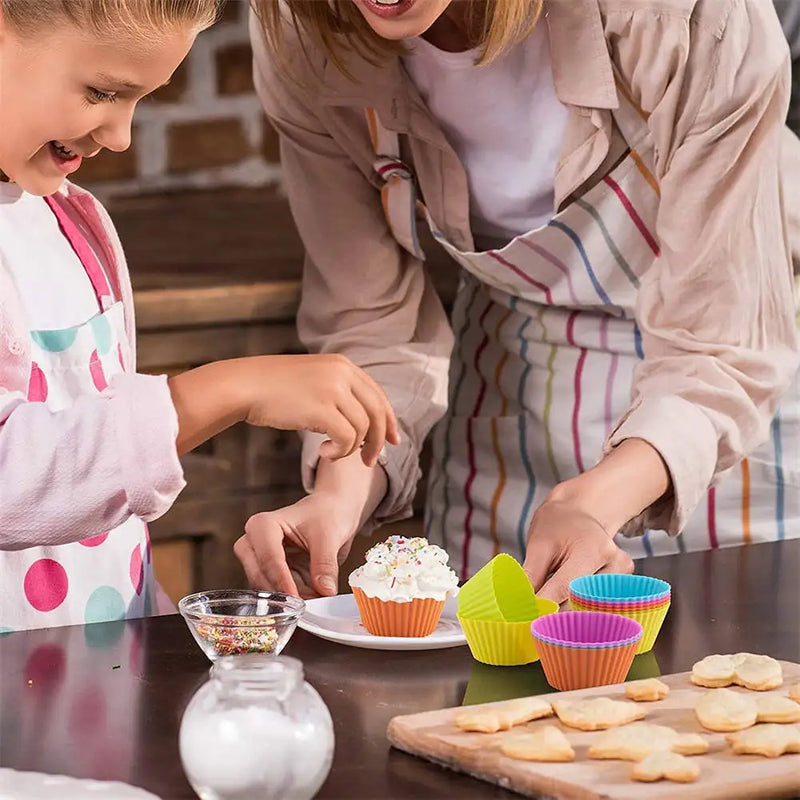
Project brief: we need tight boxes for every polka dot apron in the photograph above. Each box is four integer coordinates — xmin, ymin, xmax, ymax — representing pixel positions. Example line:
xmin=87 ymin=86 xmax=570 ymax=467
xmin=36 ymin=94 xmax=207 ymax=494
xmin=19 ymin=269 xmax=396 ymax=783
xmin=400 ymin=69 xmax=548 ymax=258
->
xmin=0 ymin=197 xmax=155 ymax=631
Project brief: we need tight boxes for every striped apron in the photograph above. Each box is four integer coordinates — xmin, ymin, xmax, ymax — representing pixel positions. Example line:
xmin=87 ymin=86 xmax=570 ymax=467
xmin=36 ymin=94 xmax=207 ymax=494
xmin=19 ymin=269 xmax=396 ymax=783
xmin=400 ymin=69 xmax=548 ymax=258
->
xmin=367 ymin=79 xmax=800 ymax=581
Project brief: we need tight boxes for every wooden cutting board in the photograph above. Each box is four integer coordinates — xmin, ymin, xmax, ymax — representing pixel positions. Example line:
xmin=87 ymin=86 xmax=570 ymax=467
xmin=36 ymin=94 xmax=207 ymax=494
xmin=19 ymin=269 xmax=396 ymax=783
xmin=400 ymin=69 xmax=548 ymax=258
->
xmin=387 ymin=661 xmax=800 ymax=800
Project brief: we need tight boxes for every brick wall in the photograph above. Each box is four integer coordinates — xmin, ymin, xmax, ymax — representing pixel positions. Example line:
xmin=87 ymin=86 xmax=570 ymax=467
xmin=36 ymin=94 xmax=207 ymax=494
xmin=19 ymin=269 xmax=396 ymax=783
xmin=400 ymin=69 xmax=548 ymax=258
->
xmin=80 ymin=1 xmax=280 ymax=201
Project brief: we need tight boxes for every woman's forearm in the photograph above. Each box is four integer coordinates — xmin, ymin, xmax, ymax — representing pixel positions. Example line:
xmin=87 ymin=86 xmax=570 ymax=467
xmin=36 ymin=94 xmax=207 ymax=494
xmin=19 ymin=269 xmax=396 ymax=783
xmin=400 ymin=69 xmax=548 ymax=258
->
xmin=313 ymin=451 xmax=389 ymax=532
xmin=547 ymin=438 xmax=671 ymax=534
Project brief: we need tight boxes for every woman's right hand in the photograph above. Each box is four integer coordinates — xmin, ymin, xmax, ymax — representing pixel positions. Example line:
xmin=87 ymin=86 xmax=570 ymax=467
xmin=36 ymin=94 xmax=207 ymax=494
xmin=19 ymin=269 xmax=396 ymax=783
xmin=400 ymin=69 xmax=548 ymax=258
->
xmin=234 ymin=491 xmax=359 ymax=598
xmin=235 ymin=449 xmax=390 ymax=598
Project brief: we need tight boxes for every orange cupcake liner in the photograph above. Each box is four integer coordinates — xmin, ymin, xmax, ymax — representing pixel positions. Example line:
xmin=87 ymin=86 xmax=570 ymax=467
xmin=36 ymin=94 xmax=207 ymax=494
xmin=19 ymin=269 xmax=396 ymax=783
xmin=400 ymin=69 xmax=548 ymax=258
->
xmin=352 ymin=587 xmax=445 ymax=637
xmin=535 ymin=638 xmax=639 ymax=691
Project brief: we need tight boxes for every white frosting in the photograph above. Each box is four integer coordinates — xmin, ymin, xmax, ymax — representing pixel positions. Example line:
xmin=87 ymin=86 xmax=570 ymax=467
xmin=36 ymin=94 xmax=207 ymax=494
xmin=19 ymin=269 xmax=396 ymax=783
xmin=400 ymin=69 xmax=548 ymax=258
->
xmin=348 ymin=536 xmax=459 ymax=602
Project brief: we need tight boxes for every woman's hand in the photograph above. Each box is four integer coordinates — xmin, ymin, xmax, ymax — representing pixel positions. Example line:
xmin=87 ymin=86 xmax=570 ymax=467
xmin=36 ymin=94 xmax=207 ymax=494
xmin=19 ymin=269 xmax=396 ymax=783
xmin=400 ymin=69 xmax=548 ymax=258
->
xmin=522 ymin=438 xmax=671 ymax=603
xmin=234 ymin=490 xmax=359 ymax=599
xmin=522 ymin=499 xmax=634 ymax=605
xmin=235 ymin=450 xmax=389 ymax=598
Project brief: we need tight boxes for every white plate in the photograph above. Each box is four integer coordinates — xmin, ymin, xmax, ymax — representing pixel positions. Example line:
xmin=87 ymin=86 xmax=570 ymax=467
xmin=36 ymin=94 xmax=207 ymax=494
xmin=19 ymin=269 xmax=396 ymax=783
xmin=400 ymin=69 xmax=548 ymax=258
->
xmin=0 ymin=769 xmax=161 ymax=800
xmin=297 ymin=594 xmax=466 ymax=651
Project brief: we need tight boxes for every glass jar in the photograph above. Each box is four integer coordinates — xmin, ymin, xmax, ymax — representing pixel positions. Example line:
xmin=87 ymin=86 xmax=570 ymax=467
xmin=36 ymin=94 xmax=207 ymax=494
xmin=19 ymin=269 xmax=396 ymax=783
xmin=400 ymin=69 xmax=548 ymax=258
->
xmin=179 ymin=655 xmax=334 ymax=800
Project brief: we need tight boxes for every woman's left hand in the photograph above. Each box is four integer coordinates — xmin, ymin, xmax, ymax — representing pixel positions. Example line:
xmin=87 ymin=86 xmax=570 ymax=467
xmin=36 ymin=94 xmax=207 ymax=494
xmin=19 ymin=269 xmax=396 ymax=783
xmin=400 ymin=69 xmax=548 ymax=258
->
xmin=522 ymin=498 xmax=633 ymax=605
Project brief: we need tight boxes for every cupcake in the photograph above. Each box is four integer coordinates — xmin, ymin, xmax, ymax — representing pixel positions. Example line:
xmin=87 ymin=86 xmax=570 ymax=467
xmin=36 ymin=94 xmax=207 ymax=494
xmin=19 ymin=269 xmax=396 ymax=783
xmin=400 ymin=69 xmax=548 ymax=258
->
xmin=348 ymin=536 xmax=459 ymax=637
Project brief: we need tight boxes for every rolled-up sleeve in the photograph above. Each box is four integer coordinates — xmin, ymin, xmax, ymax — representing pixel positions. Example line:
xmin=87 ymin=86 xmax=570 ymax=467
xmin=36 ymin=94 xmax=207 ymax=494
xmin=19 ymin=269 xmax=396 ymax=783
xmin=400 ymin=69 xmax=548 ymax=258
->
xmin=606 ymin=0 xmax=799 ymax=535
xmin=0 ymin=372 xmax=185 ymax=550
xmin=250 ymin=14 xmax=453 ymax=526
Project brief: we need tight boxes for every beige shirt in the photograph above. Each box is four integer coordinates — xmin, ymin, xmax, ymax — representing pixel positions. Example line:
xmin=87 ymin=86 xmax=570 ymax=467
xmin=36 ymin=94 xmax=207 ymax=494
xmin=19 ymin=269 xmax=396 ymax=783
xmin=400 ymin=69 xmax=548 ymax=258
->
xmin=251 ymin=0 xmax=800 ymax=535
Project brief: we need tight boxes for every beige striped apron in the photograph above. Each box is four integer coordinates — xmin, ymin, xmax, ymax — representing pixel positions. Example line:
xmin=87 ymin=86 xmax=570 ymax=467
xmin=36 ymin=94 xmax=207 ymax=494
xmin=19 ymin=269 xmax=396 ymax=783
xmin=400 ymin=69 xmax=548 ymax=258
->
xmin=366 ymin=77 xmax=799 ymax=580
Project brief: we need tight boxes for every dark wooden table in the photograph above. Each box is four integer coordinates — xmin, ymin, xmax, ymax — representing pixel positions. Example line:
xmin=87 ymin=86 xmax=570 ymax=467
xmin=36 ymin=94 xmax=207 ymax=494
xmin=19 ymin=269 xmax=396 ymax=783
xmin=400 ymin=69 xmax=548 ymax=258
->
xmin=1 ymin=540 xmax=798 ymax=799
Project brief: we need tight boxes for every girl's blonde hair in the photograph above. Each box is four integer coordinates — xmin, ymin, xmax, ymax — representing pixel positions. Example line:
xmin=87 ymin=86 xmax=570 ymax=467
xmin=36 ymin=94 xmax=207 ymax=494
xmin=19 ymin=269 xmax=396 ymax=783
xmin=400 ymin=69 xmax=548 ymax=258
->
xmin=254 ymin=0 xmax=543 ymax=71
xmin=1 ymin=0 xmax=222 ymax=39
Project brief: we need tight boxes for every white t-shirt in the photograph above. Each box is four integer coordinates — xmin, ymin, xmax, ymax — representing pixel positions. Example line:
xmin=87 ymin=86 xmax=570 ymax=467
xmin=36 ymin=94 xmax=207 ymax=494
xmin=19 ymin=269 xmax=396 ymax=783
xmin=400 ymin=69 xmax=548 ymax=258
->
xmin=402 ymin=22 xmax=568 ymax=243
xmin=0 ymin=182 xmax=99 ymax=330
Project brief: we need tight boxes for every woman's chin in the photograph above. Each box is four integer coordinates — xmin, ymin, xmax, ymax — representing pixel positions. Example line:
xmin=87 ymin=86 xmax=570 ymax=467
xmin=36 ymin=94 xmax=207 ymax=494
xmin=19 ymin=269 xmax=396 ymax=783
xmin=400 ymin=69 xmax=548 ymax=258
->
xmin=355 ymin=0 xmax=443 ymax=40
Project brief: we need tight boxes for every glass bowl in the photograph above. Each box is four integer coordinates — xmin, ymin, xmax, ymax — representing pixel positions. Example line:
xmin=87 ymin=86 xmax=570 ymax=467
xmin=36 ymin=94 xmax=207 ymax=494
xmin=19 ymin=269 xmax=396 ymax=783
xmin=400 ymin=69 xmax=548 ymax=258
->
xmin=179 ymin=590 xmax=306 ymax=662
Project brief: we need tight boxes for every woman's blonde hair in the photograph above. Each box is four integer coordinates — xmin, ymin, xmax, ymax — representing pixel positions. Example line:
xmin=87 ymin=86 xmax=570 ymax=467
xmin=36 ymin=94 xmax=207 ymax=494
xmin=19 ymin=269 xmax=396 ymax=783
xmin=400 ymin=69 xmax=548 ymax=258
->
xmin=254 ymin=0 xmax=543 ymax=72
xmin=1 ymin=0 xmax=222 ymax=40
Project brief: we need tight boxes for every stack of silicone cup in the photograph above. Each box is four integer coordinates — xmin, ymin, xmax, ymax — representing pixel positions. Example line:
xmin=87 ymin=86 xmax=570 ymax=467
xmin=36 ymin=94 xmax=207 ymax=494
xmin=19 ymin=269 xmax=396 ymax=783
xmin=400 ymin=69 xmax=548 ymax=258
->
xmin=568 ymin=574 xmax=671 ymax=654
xmin=531 ymin=611 xmax=643 ymax=691
xmin=457 ymin=554 xmax=558 ymax=666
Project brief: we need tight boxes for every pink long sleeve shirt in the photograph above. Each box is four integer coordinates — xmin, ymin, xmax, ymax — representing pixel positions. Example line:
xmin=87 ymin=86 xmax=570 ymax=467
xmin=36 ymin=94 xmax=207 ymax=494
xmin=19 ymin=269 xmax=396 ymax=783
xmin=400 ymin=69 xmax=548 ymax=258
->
xmin=0 ymin=181 xmax=185 ymax=552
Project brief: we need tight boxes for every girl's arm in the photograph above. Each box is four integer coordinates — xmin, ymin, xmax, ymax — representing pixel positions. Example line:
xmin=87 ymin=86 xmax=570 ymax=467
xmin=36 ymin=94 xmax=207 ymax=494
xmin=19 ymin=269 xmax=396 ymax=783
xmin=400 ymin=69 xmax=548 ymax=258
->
xmin=0 ymin=372 xmax=184 ymax=550
xmin=0 ymin=354 xmax=397 ymax=551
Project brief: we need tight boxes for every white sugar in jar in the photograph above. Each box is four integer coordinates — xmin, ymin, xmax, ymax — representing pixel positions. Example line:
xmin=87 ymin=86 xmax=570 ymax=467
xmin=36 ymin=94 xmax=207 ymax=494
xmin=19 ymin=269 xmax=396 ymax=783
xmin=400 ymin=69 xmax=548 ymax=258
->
xmin=179 ymin=655 xmax=334 ymax=800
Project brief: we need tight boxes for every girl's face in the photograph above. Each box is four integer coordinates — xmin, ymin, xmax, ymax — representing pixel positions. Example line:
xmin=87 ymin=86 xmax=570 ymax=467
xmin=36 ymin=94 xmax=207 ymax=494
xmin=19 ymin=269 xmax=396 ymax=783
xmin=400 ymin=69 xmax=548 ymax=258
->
xmin=352 ymin=0 xmax=455 ymax=40
xmin=0 ymin=15 xmax=196 ymax=195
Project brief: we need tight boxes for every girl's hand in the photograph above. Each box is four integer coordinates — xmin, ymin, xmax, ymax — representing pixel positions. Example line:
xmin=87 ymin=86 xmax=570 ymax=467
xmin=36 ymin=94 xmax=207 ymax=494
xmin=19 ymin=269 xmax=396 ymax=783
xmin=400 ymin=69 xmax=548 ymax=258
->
xmin=522 ymin=498 xmax=634 ymax=605
xmin=169 ymin=353 xmax=399 ymax=464
xmin=240 ymin=354 xmax=399 ymax=466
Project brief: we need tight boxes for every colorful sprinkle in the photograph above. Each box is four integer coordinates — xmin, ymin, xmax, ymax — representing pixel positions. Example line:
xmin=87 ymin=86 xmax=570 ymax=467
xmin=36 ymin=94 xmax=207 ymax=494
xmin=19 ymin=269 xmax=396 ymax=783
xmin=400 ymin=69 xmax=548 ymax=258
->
xmin=195 ymin=616 xmax=279 ymax=656
xmin=350 ymin=535 xmax=459 ymax=601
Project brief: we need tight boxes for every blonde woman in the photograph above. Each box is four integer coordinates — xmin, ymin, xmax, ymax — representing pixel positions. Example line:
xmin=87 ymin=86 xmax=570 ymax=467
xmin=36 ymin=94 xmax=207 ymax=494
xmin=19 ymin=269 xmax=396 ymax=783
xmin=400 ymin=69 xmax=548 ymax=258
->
xmin=239 ymin=0 xmax=800 ymax=602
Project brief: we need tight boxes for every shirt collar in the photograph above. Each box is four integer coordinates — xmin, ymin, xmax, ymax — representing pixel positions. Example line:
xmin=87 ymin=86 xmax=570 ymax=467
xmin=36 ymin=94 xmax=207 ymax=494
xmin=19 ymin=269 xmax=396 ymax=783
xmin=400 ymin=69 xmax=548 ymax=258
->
xmin=544 ymin=0 xmax=618 ymax=110
xmin=318 ymin=0 xmax=619 ymax=117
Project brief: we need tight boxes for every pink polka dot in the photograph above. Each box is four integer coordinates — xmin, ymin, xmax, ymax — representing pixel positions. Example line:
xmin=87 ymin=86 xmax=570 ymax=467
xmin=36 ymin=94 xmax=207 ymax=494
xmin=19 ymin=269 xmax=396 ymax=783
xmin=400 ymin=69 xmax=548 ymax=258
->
xmin=24 ymin=643 xmax=65 ymax=693
xmin=68 ymin=686 xmax=106 ymax=738
xmin=144 ymin=525 xmax=152 ymax=564
xmin=27 ymin=362 xmax=48 ymax=403
xmin=79 ymin=532 xmax=109 ymax=548
xmin=130 ymin=545 xmax=143 ymax=595
xmin=129 ymin=630 xmax=143 ymax=673
xmin=24 ymin=559 xmax=68 ymax=612
xmin=90 ymin=742 xmax=126 ymax=781
xmin=89 ymin=349 xmax=108 ymax=392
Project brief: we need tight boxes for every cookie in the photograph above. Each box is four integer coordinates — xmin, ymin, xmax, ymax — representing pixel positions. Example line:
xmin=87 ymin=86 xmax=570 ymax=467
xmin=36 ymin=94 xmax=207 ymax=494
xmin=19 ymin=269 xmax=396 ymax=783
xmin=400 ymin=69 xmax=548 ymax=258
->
xmin=553 ymin=697 xmax=646 ymax=731
xmin=631 ymin=751 xmax=700 ymax=783
xmin=727 ymin=724 xmax=800 ymax=757
xmin=455 ymin=696 xmax=553 ymax=733
xmin=625 ymin=678 xmax=670 ymax=702
xmin=500 ymin=726 xmax=575 ymax=762
xmin=733 ymin=653 xmax=783 ymax=691
xmin=755 ymin=694 xmax=800 ymax=724
xmin=788 ymin=684 xmax=800 ymax=704
xmin=589 ymin=722 xmax=708 ymax=761
xmin=695 ymin=688 xmax=758 ymax=732
xmin=691 ymin=653 xmax=782 ymax=691
xmin=691 ymin=654 xmax=738 ymax=688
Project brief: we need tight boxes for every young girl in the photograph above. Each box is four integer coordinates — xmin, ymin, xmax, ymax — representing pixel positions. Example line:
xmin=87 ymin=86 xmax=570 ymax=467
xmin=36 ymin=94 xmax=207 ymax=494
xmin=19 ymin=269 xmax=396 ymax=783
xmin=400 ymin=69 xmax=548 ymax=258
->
xmin=0 ymin=0 xmax=398 ymax=631
xmin=242 ymin=0 xmax=800 ymax=602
